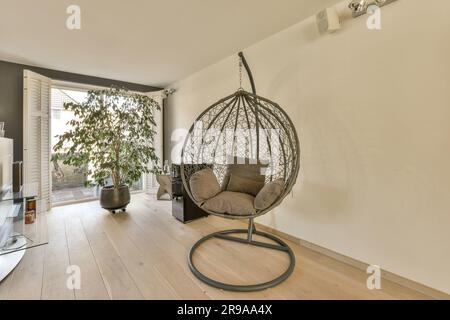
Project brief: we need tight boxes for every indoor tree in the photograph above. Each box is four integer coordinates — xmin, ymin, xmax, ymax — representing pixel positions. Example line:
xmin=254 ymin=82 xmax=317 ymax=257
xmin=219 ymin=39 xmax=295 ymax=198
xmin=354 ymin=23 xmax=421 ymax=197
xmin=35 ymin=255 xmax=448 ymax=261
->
xmin=52 ymin=86 xmax=161 ymax=212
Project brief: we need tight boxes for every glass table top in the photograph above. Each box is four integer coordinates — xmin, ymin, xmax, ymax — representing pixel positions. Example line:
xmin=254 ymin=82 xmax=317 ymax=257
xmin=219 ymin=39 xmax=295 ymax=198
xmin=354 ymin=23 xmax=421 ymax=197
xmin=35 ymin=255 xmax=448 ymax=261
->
xmin=0 ymin=197 xmax=48 ymax=256
xmin=0 ymin=183 xmax=39 ymax=202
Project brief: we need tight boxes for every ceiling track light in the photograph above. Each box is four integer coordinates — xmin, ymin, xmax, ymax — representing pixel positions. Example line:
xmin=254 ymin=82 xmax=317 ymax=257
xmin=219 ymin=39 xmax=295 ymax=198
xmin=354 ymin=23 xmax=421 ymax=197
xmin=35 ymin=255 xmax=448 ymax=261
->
xmin=348 ymin=0 xmax=398 ymax=18
xmin=163 ymin=88 xmax=176 ymax=97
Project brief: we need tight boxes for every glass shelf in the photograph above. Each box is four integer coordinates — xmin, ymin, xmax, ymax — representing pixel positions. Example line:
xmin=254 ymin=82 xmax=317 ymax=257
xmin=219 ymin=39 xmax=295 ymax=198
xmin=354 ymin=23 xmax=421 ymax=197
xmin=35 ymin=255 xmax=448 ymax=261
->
xmin=0 ymin=183 xmax=39 ymax=202
xmin=0 ymin=196 xmax=48 ymax=256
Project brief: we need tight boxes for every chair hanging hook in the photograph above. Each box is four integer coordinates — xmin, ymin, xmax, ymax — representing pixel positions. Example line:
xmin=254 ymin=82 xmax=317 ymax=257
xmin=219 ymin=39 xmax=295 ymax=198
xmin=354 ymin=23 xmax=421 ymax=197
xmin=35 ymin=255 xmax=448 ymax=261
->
xmin=238 ymin=52 xmax=256 ymax=95
xmin=238 ymin=56 xmax=243 ymax=89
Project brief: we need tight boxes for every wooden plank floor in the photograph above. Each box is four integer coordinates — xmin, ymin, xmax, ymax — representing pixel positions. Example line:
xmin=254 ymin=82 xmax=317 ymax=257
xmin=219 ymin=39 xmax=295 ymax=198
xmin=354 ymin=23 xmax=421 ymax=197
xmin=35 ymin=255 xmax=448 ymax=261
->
xmin=0 ymin=193 xmax=431 ymax=300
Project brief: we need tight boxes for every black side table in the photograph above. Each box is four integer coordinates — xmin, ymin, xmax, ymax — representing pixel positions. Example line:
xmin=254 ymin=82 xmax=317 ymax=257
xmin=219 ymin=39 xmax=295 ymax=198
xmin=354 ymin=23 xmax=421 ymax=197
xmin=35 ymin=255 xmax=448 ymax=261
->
xmin=171 ymin=164 xmax=209 ymax=223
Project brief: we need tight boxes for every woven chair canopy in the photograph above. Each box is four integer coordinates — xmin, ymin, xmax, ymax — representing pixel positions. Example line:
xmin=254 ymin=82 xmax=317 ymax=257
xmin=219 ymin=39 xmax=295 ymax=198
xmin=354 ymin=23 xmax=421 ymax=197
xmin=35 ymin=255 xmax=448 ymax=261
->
xmin=180 ymin=89 xmax=300 ymax=219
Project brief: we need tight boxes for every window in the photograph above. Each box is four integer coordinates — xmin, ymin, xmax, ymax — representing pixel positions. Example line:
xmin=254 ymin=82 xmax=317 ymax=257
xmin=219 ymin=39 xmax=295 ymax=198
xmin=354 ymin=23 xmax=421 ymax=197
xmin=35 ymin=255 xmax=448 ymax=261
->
xmin=50 ymin=86 xmax=144 ymax=205
xmin=52 ymin=109 xmax=61 ymax=120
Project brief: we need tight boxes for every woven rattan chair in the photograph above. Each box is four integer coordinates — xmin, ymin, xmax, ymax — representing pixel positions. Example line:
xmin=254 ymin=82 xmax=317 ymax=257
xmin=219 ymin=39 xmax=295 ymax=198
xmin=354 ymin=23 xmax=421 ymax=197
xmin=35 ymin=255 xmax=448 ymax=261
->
xmin=181 ymin=52 xmax=300 ymax=291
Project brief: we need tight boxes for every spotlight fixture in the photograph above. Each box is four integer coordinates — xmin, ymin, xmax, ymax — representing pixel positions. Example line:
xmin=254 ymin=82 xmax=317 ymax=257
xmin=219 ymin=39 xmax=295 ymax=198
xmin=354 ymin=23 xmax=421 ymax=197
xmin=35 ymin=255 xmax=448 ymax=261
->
xmin=163 ymin=88 xmax=176 ymax=96
xmin=349 ymin=0 xmax=368 ymax=13
xmin=348 ymin=0 xmax=397 ymax=18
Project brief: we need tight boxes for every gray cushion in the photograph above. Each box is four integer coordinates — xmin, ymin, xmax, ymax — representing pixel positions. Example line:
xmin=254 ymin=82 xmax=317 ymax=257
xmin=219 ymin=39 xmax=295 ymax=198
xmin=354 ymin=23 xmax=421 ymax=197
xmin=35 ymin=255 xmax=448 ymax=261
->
xmin=221 ymin=157 xmax=268 ymax=190
xmin=202 ymin=191 xmax=256 ymax=216
xmin=254 ymin=179 xmax=284 ymax=210
xmin=226 ymin=174 xmax=264 ymax=196
xmin=189 ymin=168 xmax=221 ymax=203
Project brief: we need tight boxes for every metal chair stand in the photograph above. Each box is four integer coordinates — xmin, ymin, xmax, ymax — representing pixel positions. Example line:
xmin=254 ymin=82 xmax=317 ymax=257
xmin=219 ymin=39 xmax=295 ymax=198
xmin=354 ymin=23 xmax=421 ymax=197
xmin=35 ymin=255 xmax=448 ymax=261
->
xmin=188 ymin=218 xmax=296 ymax=292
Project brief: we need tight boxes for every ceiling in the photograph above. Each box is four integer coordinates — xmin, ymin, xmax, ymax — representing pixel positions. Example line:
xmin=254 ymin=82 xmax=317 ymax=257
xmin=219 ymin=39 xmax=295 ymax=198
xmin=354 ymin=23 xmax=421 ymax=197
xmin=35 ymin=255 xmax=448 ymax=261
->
xmin=0 ymin=0 xmax=340 ymax=87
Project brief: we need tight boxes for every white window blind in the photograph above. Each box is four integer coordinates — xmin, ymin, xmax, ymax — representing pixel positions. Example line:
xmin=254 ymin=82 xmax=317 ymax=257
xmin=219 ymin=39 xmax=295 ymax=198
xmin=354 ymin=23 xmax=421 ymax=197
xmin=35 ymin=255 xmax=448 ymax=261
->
xmin=23 ymin=70 xmax=52 ymax=211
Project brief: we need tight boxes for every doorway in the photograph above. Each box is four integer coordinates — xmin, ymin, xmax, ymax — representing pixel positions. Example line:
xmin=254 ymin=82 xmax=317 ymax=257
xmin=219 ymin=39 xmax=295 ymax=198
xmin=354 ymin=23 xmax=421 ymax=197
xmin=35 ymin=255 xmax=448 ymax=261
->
xmin=50 ymin=86 xmax=143 ymax=206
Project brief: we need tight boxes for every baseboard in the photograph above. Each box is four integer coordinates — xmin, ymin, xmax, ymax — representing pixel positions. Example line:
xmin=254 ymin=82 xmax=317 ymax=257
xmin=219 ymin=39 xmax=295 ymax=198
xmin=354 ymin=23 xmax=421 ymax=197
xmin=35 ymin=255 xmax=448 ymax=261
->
xmin=145 ymin=187 xmax=159 ymax=195
xmin=254 ymin=222 xmax=450 ymax=300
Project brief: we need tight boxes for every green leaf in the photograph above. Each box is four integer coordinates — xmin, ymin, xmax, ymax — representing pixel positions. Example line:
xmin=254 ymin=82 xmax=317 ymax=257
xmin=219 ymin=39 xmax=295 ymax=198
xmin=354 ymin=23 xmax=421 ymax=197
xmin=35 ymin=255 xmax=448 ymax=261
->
xmin=52 ymin=86 xmax=162 ymax=188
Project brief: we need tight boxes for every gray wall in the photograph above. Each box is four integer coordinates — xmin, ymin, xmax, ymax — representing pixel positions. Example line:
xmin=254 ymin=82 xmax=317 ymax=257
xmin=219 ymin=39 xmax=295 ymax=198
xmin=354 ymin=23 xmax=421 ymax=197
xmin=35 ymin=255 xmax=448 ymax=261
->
xmin=0 ymin=60 xmax=160 ymax=161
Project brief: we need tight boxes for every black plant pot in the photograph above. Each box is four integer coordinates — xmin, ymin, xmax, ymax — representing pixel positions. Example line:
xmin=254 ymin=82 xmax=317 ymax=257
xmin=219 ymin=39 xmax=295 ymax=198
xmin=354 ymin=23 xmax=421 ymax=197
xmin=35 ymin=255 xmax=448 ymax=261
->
xmin=100 ymin=185 xmax=130 ymax=213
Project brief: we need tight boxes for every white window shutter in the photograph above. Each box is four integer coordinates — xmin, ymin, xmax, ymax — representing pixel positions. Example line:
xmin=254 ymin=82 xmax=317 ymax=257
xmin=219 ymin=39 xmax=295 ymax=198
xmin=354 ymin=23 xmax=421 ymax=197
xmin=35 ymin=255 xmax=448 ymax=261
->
xmin=23 ymin=70 xmax=52 ymax=211
xmin=144 ymin=91 xmax=164 ymax=193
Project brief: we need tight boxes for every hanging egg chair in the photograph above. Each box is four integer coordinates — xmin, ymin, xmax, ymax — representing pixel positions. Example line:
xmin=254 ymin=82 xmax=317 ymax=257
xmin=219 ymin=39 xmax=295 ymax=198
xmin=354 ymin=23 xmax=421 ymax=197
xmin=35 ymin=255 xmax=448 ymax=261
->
xmin=181 ymin=52 xmax=300 ymax=291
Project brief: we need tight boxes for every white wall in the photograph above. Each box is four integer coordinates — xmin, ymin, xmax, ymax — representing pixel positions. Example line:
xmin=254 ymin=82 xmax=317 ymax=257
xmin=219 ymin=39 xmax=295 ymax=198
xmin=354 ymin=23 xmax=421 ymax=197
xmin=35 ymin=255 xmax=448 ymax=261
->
xmin=165 ymin=0 xmax=450 ymax=294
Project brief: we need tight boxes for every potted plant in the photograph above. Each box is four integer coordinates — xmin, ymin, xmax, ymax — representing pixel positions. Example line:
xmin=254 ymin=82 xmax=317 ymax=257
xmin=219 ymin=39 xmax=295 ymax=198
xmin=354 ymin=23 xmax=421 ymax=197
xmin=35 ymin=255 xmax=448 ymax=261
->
xmin=52 ymin=86 xmax=160 ymax=213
